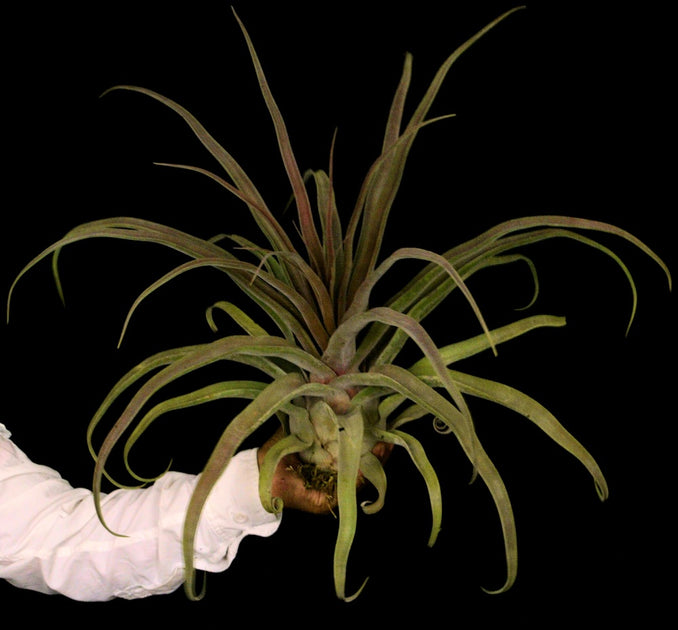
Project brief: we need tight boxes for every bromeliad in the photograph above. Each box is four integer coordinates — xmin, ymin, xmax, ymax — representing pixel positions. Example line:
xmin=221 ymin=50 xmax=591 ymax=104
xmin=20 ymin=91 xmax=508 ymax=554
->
xmin=7 ymin=6 xmax=671 ymax=601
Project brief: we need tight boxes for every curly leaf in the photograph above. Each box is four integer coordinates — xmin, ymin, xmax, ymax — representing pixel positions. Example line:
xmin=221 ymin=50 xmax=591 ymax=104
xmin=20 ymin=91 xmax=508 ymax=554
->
xmin=348 ymin=247 xmax=496 ymax=359
xmin=206 ymin=300 xmax=269 ymax=336
xmin=326 ymin=307 xmax=474 ymax=441
xmin=359 ymin=451 xmax=388 ymax=515
xmin=453 ymin=371 xmax=608 ymax=500
xmin=117 ymin=255 xmax=328 ymax=353
xmin=91 ymin=336 xmax=337 ymax=532
xmin=337 ymin=365 xmax=517 ymax=593
xmin=122 ymin=380 xmax=268 ymax=483
xmin=182 ymin=374 xmax=354 ymax=600
xmin=182 ymin=372 xmax=305 ymax=599
xmin=334 ymin=407 xmax=369 ymax=602
xmin=100 ymin=87 xmax=293 ymax=257
xmin=374 ymin=428 xmax=442 ymax=546
xmin=258 ymin=432 xmax=313 ymax=513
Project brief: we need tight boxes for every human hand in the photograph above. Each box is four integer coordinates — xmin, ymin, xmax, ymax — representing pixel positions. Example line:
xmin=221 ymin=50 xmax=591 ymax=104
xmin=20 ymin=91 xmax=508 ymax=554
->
xmin=257 ymin=428 xmax=393 ymax=515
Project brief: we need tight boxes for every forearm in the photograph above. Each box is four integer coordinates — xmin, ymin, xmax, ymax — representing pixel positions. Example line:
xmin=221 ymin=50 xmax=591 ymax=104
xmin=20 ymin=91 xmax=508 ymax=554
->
xmin=0 ymin=429 xmax=281 ymax=601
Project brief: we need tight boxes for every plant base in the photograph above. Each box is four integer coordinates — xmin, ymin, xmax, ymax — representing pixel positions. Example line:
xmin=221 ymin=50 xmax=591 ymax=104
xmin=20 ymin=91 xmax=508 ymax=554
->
xmin=291 ymin=462 xmax=338 ymax=500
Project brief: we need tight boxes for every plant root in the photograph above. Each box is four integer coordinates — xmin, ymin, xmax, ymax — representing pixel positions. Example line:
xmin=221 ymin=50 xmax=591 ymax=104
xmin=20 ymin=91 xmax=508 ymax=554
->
xmin=288 ymin=462 xmax=338 ymax=513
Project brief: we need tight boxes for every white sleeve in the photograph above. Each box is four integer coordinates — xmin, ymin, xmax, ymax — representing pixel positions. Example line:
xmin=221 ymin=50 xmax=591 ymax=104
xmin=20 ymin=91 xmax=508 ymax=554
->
xmin=0 ymin=423 xmax=281 ymax=601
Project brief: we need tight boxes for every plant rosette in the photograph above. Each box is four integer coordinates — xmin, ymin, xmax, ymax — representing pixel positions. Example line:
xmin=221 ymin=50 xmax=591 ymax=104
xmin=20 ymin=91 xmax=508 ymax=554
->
xmin=8 ymin=6 xmax=671 ymax=602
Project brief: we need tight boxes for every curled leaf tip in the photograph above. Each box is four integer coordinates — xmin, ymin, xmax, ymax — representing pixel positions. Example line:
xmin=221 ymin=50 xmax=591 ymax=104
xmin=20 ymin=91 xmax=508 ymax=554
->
xmin=595 ymin=478 xmax=609 ymax=502
xmin=342 ymin=576 xmax=370 ymax=603
xmin=481 ymin=581 xmax=513 ymax=596
xmin=269 ymin=496 xmax=284 ymax=514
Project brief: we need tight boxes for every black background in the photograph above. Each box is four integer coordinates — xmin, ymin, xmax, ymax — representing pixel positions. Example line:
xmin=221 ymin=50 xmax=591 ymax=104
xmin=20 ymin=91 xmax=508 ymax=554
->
xmin=2 ymin=1 xmax=675 ymax=626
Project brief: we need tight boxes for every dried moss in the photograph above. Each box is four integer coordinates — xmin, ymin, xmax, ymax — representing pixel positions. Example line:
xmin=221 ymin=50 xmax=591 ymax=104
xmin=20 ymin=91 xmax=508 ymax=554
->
xmin=293 ymin=463 xmax=338 ymax=499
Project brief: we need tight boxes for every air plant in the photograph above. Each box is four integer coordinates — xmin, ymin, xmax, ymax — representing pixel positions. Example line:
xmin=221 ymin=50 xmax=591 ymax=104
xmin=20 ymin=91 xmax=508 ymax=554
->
xmin=7 ymin=6 xmax=671 ymax=602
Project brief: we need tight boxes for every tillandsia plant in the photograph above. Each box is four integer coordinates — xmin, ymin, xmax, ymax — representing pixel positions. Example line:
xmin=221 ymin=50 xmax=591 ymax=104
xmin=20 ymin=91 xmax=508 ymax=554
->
xmin=7 ymin=6 xmax=671 ymax=601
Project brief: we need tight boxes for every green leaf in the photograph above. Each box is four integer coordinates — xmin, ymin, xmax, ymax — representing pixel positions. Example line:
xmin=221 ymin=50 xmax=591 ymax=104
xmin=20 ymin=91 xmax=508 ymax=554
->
xmin=348 ymin=246 xmax=497 ymax=364
xmin=122 ymin=380 xmax=269 ymax=483
xmin=373 ymin=428 xmax=442 ymax=546
xmin=341 ymin=114 xmax=456 ymax=306
xmin=182 ymin=372 xmax=306 ymax=599
xmin=333 ymin=406 xmax=369 ymax=602
xmin=336 ymin=365 xmax=517 ymax=593
xmin=232 ymin=8 xmax=325 ymax=276
xmin=454 ymin=371 xmax=608 ymax=500
xmin=326 ymin=307 xmax=474 ymax=436
xmin=7 ymin=217 xmax=227 ymax=321
xmin=90 ymin=335 xmax=337 ymax=532
xmin=358 ymin=451 xmax=387 ymax=515
xmin=206 ymin=300 xmax=269 ymax=336
xmin=116 ymin=255 xmax=328 ymax=353
xmin=258 ymin=432 xmax=313 ymax=513
xmin=100 ymin=87 xmax=294 ymax=258
xmin=182 ymin=374 xmax=355 ymax=600
xmin=86 ymin=344 xmax=201 ymax=486
xmin=345 ymin=7 xmax=526 ymax=301
xmin=411 ymin=314 xmax=567 ymax=369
